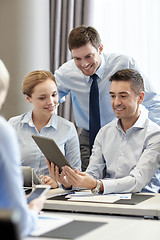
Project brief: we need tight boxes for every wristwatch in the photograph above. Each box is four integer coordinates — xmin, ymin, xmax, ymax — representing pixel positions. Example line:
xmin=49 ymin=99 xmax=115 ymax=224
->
xmin=91 ymin=180 xmax=101 ymax=194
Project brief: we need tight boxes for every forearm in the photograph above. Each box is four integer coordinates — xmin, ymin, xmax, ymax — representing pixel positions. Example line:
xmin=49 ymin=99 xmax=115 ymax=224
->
xmin=102 ymin=176 xmax=136 ymax=194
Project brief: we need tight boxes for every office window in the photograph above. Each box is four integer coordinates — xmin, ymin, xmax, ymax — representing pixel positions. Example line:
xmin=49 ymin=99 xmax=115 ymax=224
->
xmin=93 ymin=0 xmax=160 ymax=93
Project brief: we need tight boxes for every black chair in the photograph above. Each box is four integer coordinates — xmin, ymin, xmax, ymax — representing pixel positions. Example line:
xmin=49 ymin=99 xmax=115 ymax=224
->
xmin=0 ymin=209 xmax=21 ymax=240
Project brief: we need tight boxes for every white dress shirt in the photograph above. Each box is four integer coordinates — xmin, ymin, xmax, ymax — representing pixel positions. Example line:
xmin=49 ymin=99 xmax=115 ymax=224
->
xmin=86 ymin=110 xmax=160 ymax=194
xmin=8 ymin=111 xmax=81 ymax=175
xmin=55 ymin=53 xmax=160 ymax=130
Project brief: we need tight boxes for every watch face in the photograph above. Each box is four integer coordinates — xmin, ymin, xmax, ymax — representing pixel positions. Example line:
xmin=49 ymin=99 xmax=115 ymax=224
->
xmin=92 ymin=188 xmax=99 ymax=194
xmin=91 ymin=180 xmax=101 ymax=194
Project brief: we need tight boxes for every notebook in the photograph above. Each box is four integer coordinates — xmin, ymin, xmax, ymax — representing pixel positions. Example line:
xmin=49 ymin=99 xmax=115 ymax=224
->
xmin=40 ymin=220 xmax=106 ymax=239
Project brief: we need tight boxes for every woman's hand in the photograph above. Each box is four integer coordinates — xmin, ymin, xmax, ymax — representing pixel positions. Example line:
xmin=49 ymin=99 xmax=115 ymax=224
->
xmin=40 ymin=175 xmax=58 ymax=189
xmin=28 ymin=195 xmax=45 ymax=213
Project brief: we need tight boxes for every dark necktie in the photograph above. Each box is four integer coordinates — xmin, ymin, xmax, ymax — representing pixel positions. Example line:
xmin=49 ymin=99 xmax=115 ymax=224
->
xmin=89 ymin=74 xmax=101 ymax=153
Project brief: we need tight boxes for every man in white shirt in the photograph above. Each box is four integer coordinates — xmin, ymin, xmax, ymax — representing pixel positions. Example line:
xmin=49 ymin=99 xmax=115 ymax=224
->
xmin=57 ymin=69 xmax=160 ymax=194
xmin=55 ymin=25 xmax=160 ymax=171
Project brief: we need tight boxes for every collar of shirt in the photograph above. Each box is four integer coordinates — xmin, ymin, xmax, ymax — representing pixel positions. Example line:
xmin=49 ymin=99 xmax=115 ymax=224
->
xmin=85 ymin=54 xmax=105 ymax=83
xmin=21 ymin=110 xmax=58 ymax=130
xmin=116 ymin=110 xmax=147 ymax=133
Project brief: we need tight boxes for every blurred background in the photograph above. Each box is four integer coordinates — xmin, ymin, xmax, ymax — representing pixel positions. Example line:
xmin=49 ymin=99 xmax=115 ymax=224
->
xmin=0 ymin=0 xmax=159 ymax=123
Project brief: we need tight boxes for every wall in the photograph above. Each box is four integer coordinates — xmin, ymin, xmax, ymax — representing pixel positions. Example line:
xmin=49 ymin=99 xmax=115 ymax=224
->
xmin=0 ymin=0 xmax=50 ymax=119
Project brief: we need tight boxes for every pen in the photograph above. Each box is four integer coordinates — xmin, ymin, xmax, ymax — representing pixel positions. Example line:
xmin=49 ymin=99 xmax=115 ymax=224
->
xmin=38 ymin=216 xmax=61 ymax=220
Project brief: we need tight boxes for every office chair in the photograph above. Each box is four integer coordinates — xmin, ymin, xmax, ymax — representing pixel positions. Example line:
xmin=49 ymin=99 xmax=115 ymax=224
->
xmin=0 ymin=209 xmax=21 ymax=240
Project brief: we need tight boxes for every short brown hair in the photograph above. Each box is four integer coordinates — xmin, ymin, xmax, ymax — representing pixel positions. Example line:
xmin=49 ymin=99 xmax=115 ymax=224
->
xmin=68 ymin=25 xmax=101 ymax=51
xmin=109 ymin=69 xmax=144 ymax=95
xmin=22 ymin=70 xmax=56 ymax=97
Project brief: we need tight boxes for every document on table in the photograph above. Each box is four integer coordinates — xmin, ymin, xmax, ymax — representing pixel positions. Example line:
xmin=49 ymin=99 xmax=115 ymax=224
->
xmin=30 ymin=213 xmax=73 ymax=237
xmin=46 ymin=187 xmax=72 ymax=199
xmin=66 ymin=190 xmax=132 ymax=203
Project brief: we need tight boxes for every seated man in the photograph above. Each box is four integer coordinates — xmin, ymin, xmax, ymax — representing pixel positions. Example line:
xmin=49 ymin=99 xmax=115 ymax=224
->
xmin=47 ymin=68 xmax=160 ymax=194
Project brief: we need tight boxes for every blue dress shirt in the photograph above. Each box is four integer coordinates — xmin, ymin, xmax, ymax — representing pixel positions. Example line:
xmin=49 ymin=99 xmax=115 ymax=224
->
xmin=8 ymin=111 xmax=81 ymax=175
xmin=0 ymin=116 xmax=37 ymax=237
xmin=86 ymin=111 xmax=160 ymax=194
xmin=55 ymin=53 xmax=160 ymax=130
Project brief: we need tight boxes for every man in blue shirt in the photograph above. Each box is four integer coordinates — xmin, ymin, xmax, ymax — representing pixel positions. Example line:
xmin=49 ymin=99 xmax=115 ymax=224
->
xmin=59 ymin=69 xmax=160 ymax=194
xmin=55 ymin=25 xmax=160 ymax=171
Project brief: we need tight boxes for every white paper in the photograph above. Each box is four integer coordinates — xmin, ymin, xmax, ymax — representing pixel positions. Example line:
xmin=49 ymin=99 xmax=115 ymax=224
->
xmin=66 ymin=190 xmax=93 ymax=198
xmin=67 ymin=192 xmax=132 ymax=204
xmin=30 ymin=213 xmax=73 ymax=236
xmin=46 ymin=188 xmax=71 ymax=199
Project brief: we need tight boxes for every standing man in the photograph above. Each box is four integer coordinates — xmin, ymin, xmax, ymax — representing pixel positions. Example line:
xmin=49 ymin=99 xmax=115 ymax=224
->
xmin=55 ymin=25 xmax=160 ymax=171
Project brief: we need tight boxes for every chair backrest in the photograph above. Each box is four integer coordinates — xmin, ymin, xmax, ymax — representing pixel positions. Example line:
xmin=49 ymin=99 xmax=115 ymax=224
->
xmin=21 ymin=166 xmax=41 ymax=187
xmin=0 ymin=209 xmax=21 ymax=240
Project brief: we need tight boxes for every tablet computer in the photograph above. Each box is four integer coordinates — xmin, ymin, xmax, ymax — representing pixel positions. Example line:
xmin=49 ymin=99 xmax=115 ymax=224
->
xmin=32 ymin=135 xmax=72 ymax=172
xmin=27 ymin=185 xmax=51 ymax=203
